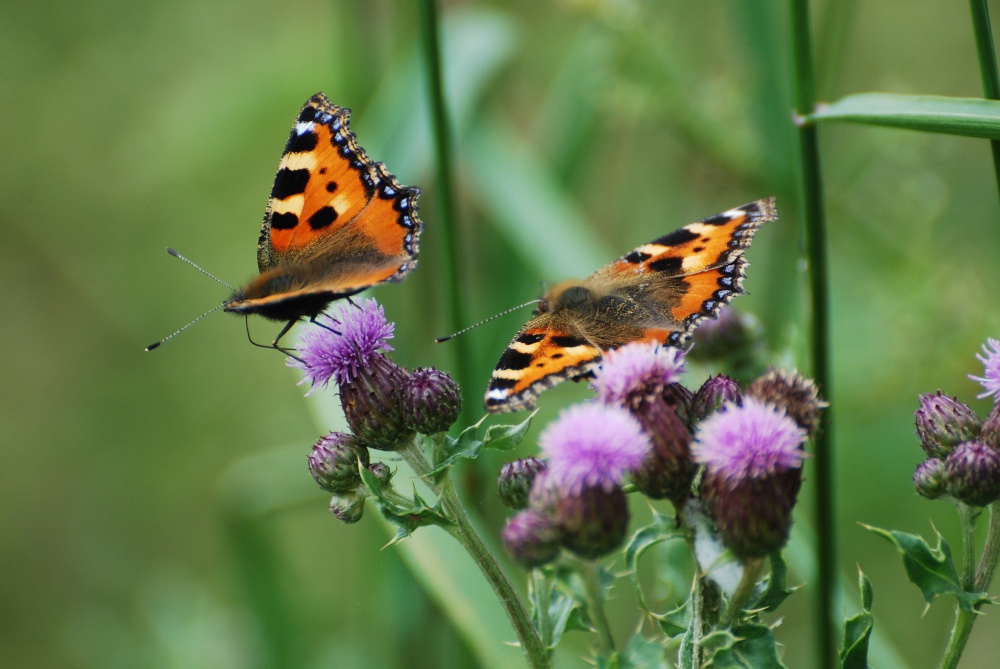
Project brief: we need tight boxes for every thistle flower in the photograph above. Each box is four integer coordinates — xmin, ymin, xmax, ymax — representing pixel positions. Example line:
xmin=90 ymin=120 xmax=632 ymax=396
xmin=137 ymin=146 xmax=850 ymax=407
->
xmin=945 ymin=440 xmax=1000 ymax=507
xmin=983 ymin=403 xmax=1000 ymax=448
xmin=538 ymin=404 xmax=650 ymax=493
xmin=591 ymin=342 xmax=694 ymax=501
xmin=970 ymin=337 xmax=1000 ymax=403
xmin=915 ymin=391 xmax=981 ymax=459
xmin=400 ymin=367 xmax=461 ymax=435
xmin=307 ymin=432 xmax=369 ymax=493
xmin=497 ymin=457 xmax=547 ymax=510
xmin=292 ymin=299 xmax=414 ymax=451
xmin=693 ymin=398 xmax=807 ymax=558
xmin=530 ymin=404 xmax=651 ymax=558
xmin=746 ymin=369 xmax=825 ymax=438
xmin=590 ymin=342 xmax=686 ymax=405
xmin=502 ymin=510 xmax=562 ymax=568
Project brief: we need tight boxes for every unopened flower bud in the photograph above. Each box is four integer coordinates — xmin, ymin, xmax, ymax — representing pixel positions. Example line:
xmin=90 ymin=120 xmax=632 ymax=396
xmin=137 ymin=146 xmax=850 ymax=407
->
xmin=553 ymin=484 xmax=630 ymax=559
xmin=401 ymin=367 xmax=462 ymax=434
xmin=746 ymin=369 xmax=825 ymax=438
xmin=915 ymin=391 xmax=981 ymax=458
xmin=630 ymin=400 xmax=695 ymax=502
xmin=498 ymin=458 xmax=547 ymax=510
xmin=982 ymin=403 xmax=1000 ymax=448
xmin=367 ymin=462 xmax=393 ymax=487
xmin=913 ymin=458 xmax=948 ymax=500
xmin=691 ymin=375 xmax=743 ymax=423
xmin=689 ymin=308 xmax=764 ymax=372
xmin=502 ymin=510 xmax=562 ymax=568
xmin=308 ymin=433 xmax=369 ymax=493
xmin=340 ymin=355 xmax=414 ymax=451
xmin=945 ymin=440 xmax=1000 ymax=507
xmin=329 ymin=491 xmax=366 ymax=524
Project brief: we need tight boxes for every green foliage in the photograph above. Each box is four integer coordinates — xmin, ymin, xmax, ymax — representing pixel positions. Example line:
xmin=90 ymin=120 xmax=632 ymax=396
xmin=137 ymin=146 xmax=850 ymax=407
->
xmin=807 ymin=93 xmax=1000 ymax=139
xmin=839 ymin=570 xmax=874 ymax=669
xmin=862 ymin=524 xmax=989 ymax=613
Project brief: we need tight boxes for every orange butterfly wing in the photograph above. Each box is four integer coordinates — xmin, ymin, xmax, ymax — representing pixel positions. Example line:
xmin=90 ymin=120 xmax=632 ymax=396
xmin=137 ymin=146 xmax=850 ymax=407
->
xmin=225 ymin=93 xmax=421 ymax=322
xmin=484 ymin=198 xmax=776 ymax=413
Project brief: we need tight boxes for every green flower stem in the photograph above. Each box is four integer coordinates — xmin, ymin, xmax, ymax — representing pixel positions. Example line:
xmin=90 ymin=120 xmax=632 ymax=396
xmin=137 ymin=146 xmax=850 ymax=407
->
xmin=958 ymin=503 xmax=978 ymax=590
xmin=789 ymin=1 xmax=836 ymax=666
xmin=939 ymin=607 xmax=977 ymax=669
xmin=967 ymin=0 xmax=1000 ymax=205
xmin=532 ymin=569 xmax=554 ymax=651
xmin=975 ymin=502 xmax=1000 ymax=591
xmin=576 ymin=558 xmax=616 ymax=657
xmin=399 ymin=441 xmax=550 ymax=669
xmin=724 ymin=557 xmax=766 ymax=625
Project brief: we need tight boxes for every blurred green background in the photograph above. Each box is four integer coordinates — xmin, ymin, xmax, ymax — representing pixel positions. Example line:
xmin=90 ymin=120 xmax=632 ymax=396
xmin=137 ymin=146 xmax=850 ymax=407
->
xmin=4 ymin=0 xmax=1000 ymax=667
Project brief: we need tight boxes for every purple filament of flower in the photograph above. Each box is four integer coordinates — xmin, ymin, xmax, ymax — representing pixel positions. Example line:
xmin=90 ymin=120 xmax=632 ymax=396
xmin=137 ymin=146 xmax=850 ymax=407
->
xmin=289 ymin=298 xmax=395 ymax=390
xmin=538 ymin=403 xmax=651 ymax=492
xmin=591 ymin=341 xmax=687 ymax=403
xmin=693 ymin=397 xmax=807 ymax=485
xmin=970 ymin=337 xmax=1000 ymax=403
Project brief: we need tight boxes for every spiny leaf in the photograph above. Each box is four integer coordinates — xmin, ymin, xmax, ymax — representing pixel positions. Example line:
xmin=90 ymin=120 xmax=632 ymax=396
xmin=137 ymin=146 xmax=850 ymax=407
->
xmin=839 ymin=569 xmax=874 ymax=669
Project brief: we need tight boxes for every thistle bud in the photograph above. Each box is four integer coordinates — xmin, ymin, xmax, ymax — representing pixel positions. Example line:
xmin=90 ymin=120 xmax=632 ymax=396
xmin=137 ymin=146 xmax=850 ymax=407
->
xmin=982 ymin=403 xmax=1000 ymax=448
xmin=400 ymin=367 xmax=462 ymax=435
xmin=688 ymin=308 xmax=764 ymax=375
xmin=367 ymin=462 xmax=393 ymax=487
xmin=497 ymin=457 xmax=547 ymax=510
xmin=308 ymin=433 xmax=369 ymax=493
xmin=329 ymin=491 xmax=366 ymax=524
xmin=913 ymin=458 xmax=948 ymax=500
xmin=945 ymin=440 xmax=1000 ymax=507
xmin=339 ymin=355 xmax=414 ymax=451
xmin=502 ymin=510 xmax=562 ymax=568
xmin=629 ymin=400 xmax=695 ymax=502
xmin=915 ymin=391 xmax=981 ymax=459
xmin=746 ymin=369 xmax=825 ymax=438
xmin=691 ymin=375 xmax=743 ymax=423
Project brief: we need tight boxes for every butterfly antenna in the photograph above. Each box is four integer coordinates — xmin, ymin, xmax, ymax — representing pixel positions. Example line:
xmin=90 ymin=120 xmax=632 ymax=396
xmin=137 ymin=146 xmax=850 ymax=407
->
xmin=145 ymin=303 xmax=226 ymax=351
xmin=166 ymin=247 xmax=236 ymax=291
xmin=435 ymin=299 xmax=540 ymax=343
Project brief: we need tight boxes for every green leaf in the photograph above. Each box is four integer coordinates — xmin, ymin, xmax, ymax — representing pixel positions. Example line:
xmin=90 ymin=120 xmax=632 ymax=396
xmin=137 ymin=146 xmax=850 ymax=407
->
xmin=624 ymin=511 xmax=686 ymax=613
xmin=617 ymin=633 xmax=671 ymax=669
xmin=839 ymin=570 xmax=874 ymax=669
xmin=862 ymin=524 xmax=988 ymax=612
xmin=428 ymin=413 xmax=535 ymax=477
xmin=702 ymin=623 xmax=787 ymax=669
xmin=359 ymin=465 xmax=450 ymax=539
xmin=656 ymin=600 xmax=690 ymax=638
xmin=805 ymin=93 xmax=1000 ymax=139
xmin=751 ymin=554 xmax=798 ymax=613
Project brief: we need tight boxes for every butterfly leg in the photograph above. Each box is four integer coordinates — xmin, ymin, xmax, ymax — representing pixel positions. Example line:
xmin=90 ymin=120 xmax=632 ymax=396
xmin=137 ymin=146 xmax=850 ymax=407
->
xmin=308 ymin=314 xmax=341 ymax=335
xmin=242 ymin=317 xmax=304 ymax=362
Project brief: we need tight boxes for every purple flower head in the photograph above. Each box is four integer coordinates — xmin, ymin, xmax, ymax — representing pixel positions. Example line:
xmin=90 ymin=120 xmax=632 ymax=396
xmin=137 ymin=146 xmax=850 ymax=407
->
xmin=693 ymin=397 xmax=807 ymax=485
xmin=591 ymin=342 xmax=687 ymax=404
xmin=970 ymin=337 xmax=1000 ymax=403
xmin=538 ymin=403 xmax=651 ymax=492
xmin=290 ymin=299 xmax=395 ymax=391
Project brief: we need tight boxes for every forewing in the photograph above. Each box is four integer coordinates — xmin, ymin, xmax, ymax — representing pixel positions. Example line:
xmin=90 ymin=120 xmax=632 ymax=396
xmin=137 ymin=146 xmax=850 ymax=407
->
xmin=256 ymin=93 xmax=421 ymax=284
xmin=485 ymin=315 xmax=602 ymax=414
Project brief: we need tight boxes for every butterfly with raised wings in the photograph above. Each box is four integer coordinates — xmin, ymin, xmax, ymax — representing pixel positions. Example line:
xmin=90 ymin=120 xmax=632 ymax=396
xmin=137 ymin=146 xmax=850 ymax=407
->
xmin=484 ymin=198 xmax=776 ymax=413
xmin=223 ymin=92 xmax=422 ymax=346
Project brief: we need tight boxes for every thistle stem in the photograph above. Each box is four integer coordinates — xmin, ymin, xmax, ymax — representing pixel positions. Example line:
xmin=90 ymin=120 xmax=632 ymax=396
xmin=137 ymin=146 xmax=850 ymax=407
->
xmin=958 ymin=503 xmax=978 ymax=590
xmin=399 ymin=441 xmax=550 ymax=669
xmin=975 ymin=501 xmax=1000 ymax=591
xmin=576 ymin=558 xmax=616 ymax=657
xmin=939 ymin=607 xmax=977 ymax=669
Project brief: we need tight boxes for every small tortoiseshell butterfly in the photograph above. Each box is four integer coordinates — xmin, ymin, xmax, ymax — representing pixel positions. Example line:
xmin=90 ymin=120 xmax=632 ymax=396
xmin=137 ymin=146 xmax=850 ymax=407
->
xmin=484 ymin=198 xmax=776 ymax=413
xmin=223 ymin=92 xmax=422 ymax=346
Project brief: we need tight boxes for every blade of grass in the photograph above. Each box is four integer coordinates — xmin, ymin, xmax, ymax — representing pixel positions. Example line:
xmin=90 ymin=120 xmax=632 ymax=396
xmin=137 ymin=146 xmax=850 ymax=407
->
xmin=789 ymin=1 xmax=836 ymax=667
xmin=806 ymin=93 xmax=1000 ymax=138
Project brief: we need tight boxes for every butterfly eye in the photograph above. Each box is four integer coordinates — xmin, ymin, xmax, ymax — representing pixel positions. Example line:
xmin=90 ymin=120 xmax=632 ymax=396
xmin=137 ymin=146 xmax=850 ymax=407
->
xmin=554 ymin=286 xmax=596 ymax=315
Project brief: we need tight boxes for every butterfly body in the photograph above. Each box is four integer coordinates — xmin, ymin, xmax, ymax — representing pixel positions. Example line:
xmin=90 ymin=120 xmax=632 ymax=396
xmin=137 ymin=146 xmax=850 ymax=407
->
xmin=223 ymin=93 xmax=421 ymax=336
xmin=485 ymin=198 xmax=776 ymax=413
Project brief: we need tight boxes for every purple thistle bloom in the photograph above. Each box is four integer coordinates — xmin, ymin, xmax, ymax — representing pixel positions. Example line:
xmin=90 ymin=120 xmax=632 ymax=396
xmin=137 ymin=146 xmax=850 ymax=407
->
xmin=290 ymin=299 xmax=395 ymax=391
xmin=970 ymin=337 xmax=1000 ymax=403
xmin=693 ymin=397 xmax=807 ymax=484
xmin=591 ymin=342 xmax=687 ymax=404
xmin=539 ymin=403 xmax=651 ymax=492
